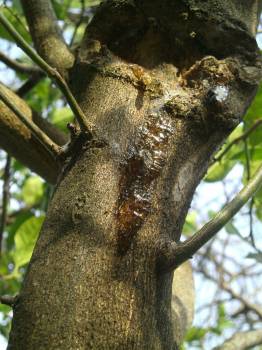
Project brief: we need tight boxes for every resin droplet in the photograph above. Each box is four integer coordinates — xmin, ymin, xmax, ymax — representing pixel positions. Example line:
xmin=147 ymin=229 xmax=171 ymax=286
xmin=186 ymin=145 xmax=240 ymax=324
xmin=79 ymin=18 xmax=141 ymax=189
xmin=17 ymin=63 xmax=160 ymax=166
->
xmin=116 ymin=113 xmax=174 ymax=254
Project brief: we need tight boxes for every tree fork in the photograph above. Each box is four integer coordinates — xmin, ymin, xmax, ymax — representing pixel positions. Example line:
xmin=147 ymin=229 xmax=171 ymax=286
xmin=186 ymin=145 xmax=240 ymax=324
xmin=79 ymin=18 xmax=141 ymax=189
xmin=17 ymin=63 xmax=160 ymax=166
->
xmin=7 ymin=1 xmax=262 ymax=349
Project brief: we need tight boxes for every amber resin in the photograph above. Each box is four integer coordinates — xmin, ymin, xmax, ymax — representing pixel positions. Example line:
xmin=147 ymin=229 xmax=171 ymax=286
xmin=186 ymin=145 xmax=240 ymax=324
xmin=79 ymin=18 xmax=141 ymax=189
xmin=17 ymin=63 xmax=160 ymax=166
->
xmin=116 ymin=112 xmax=174 ymax=254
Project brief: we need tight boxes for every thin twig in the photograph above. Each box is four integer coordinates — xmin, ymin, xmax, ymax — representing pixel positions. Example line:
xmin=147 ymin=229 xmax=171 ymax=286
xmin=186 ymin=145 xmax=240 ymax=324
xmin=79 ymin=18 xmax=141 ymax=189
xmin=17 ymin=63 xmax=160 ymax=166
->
xmin=157 ymin=164 xmax=262 ymax=272
xmin=16 ymin=72 xmax=45 ymax=97
xmin=0 ymin=85 xmax=61 ymax=158
xmin=249 ymin=198 xmax=255 ymax=246
xmin=213 ymin=120 xmax=262 ymax=163
xmin=244 ymin=133 xmax=256 ymax=248
xmin=0 ymin=154 xmax=11 ymax=255
xmin=0 ymin=51 xmax=41 ymax=74
xmin=221 ymin=281 xmax=262 ymax=319
xmin=198 ymin=254 xmax=262 ymax=319
xmin=3 ymin=4 xmax=29 ymax=37
xmin=213 ymin=329 xmax=262 ymax=350
xmin=0 ymin=9 xmax=92 ymax=134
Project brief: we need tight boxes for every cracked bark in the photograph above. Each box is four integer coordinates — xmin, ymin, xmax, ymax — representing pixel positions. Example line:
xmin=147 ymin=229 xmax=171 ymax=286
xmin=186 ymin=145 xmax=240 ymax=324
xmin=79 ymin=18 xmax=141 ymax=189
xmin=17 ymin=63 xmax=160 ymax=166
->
xmin=7 ymin=1 xmax=262 ymax=349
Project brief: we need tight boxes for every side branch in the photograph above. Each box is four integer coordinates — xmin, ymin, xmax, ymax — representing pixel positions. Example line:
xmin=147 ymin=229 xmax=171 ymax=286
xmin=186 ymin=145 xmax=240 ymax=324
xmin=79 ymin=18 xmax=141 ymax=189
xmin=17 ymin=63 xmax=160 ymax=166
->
xmin=0 ymin=85 xmax=60 ymax=158
xmin=0 ymin=154 xmax=11 ymax=254
xmin=0 ymin=51 xmax=41 ymax=74
xmin=0 ymin=84 xmax=66 ymax=183
xmin=0 ymin=295 xmax=18 ymax=308
xmin=0 ymin=10 xmax=91 ymax=134
xmin=16 ymin=72 xmax=44 ymax=97
xmin=213 ymin=330 xmax=262 ymax=350
xmin=20 ymin=0 xmax=74 ymax=71
xmin=157 ymin=164 xmax=262 ymax=272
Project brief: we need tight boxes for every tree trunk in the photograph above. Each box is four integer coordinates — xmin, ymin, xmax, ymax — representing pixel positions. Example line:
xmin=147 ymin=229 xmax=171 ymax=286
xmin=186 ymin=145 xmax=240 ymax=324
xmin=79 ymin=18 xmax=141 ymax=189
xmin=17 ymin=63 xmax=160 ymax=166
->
xmin=7 ymin=1 xmax=262 ymax=349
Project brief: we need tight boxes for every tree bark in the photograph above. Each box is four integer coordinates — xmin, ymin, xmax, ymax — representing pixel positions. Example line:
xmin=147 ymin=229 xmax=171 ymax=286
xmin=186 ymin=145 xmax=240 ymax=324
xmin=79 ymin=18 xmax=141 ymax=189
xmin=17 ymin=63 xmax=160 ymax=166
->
xmin=0 ymin=84 xmax=67 ymax=183
xmin=7 ymin=1 xmax=262 ymax=349
xmin=20 ymin=0 xmax=74 ymax=72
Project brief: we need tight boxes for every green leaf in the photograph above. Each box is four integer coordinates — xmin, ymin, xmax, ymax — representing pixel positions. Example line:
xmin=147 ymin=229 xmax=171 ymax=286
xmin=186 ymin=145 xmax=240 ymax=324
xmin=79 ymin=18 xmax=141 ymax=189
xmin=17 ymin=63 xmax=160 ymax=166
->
xmin=250 ymin=145 xmax=262 ymax=161
xmin=218 ymin=303 xmax=226 ymax=319
xmin=52 ymin=0 xmax=74 ymax=19
xmin=21 ymin=176 xmax=44 ymax=206
xmin=0 ymin=320 xmax=11 ymax=339
xmin=185 ymin=327 xmax=208 ymax=341
xmin=0 ymin=7 xmax=31 ymax=43
xmin=51 ymin=106 xmax=73 ymax=132
xmin=183 ymin=211 xmax=198 ymax=236
xmin=0 ymin=252 xmax=13 ymax=276
xmin=239 ymin=163 xmax=262 ymax=223
xmin=13 ymin=216 xmax=45 ymax=272
xmin=218 ymin=304 xmax=234 ymax=329
xmin=6 ymin=210 xmax=34 ymax=250
xmin=246 ymin=252 xmax=262 ymax=263
xmin=205 ymin=160 xmax=236 ymax=182
xmin=225 ymin=221 xmax=240 ymax=235
xmin=205 ymin=127 xmax=246 ymax=182
xmin=248 ymin=124 xmax=262 ymax=146
xmin=245 ymin=84 xmax=262 ymax=123
xmin=26 ymin=78 xmax=61 ymax=113
xmin=10 ymin=0 xmax=23 ymax=13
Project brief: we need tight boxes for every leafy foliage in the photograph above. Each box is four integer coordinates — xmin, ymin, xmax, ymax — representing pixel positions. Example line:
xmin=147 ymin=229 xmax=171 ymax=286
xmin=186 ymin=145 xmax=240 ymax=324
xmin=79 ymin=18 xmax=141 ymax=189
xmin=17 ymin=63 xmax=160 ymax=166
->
xmin=181 ymin=83 xmax=262 ymax=348
xmin=203 ymin=83 xmax=262 ymax=262
xmin=12 ymin=215 xmax=44 ymax=274
xmin=183 ymin=304 xmax=234 ymax=349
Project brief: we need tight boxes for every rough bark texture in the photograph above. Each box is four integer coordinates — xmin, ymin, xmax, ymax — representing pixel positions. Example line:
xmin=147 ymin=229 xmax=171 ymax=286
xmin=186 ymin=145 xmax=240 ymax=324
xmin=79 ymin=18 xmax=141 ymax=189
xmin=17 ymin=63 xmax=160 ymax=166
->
xmin=7 ymin=1 xmax=262 ymax=349
xmin=20 ymin=0 xmax=74 ymax=71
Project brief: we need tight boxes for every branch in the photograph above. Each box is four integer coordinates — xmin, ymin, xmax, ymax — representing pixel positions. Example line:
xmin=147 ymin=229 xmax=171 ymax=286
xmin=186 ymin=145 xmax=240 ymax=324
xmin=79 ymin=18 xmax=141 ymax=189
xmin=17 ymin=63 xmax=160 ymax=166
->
xmin=213 ymin=330 xmax=262 ymax=350
xmin=16 ymin=72 xmax=44 ymax=97
xmin=32 ymin=112 xmax=68 ymax=147
xmin=0 ymin=51 xmax=41 ymax=75
xmin=0 ymin=294 xmax=18 ymax=308
xmin=0 ymin=84 xmax=60 ymax=158
xmin=0 ymin=10 xmax=92 ymax=134
xmin=20 ymin=0 xmax=74 ymax=71
xmin=0 ymin=154 xmax=11 ymax=255
xmin=157 ymin=164 xmax=262 ymax=272
xmin=0 ymin=84 xmax=66 ymax=184
xmin=243 ymin=132 xmax=257 ymax=249
xmin=196 ymin=254 xmax=262 ymax=319
xmin=221 ymin=281 xmax=262 ymax=319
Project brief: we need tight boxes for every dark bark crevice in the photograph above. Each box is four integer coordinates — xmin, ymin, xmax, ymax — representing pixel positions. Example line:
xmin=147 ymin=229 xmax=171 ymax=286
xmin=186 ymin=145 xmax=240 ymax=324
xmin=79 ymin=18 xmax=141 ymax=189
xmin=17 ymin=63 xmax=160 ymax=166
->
xmin=86 ymin=0 xmax=260 ymax=70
